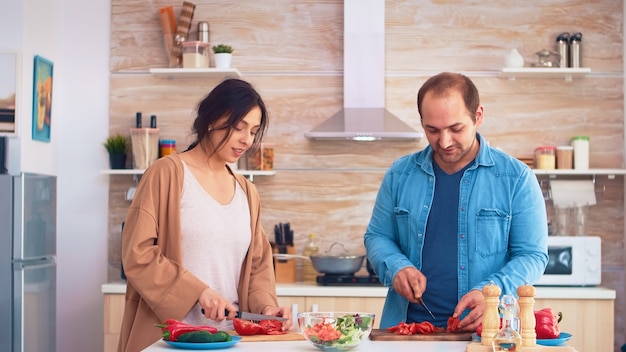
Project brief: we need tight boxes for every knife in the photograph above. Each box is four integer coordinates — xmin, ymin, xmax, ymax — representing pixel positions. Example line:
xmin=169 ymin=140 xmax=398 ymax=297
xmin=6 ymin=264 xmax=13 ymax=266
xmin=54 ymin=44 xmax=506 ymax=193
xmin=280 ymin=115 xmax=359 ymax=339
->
xmin=417 ymin=297 xmax=436 ymax=320
xmin=201 ymin=308 xmax=287 ymax=322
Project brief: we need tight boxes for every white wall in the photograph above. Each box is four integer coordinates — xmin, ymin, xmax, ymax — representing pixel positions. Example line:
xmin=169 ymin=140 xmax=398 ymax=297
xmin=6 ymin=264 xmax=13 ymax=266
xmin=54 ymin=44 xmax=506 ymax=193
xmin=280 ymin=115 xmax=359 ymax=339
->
xmin=55 ymin=0 xmax=110 ymax=351
xmin=2 ymin=0 xmax=110 ymax=350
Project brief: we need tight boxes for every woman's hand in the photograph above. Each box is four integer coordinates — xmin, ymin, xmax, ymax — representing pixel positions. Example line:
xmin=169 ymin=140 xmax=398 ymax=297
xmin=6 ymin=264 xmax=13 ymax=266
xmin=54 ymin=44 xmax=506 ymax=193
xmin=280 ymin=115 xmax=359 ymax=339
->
xmin=199 ymin=287 xmax=238 ymax=322
xmin=262 ymin=306 xmax=293 ymax=331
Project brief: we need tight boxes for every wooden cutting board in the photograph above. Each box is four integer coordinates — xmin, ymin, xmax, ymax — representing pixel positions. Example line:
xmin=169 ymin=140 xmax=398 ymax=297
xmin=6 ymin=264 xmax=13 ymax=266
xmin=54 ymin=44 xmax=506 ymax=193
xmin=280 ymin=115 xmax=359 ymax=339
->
xmin=369 ymin=328 xmax=473 ymax=341
xmin=226 ymin=331 xmax=306 ymax=342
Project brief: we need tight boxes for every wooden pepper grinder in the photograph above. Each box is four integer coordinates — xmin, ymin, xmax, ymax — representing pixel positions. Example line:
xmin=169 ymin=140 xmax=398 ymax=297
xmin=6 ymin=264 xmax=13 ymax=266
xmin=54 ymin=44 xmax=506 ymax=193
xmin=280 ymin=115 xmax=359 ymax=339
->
xmin=517 ymin=284 xmax=537 ymax=347
xmin=481 ymin=282 xmax=502 ymax=346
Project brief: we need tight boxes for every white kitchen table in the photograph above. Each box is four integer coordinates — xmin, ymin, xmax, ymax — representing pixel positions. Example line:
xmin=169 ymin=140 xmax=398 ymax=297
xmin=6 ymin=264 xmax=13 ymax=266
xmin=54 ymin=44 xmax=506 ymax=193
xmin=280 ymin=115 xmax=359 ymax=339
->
xmin=143 ymin=339 xmax=471 ymax=351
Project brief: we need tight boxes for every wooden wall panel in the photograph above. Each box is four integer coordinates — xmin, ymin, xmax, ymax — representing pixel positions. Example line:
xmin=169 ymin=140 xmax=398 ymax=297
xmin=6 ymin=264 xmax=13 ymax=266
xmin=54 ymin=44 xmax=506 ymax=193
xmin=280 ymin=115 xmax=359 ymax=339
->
xmin=108 ymin=1 xmax=625 ymax=349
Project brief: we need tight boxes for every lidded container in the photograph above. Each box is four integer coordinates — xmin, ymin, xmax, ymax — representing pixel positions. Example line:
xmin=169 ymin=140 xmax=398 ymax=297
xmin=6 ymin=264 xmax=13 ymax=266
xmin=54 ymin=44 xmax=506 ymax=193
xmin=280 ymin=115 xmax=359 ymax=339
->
xmin=534 ymin=146 xmax=556 ymax=170
xmin=159 ymin=139 xmax=176 ymax=157
xmin=181 ymin=41 xmax=210 ymax=68
xmin=571 ymin=135 xmax=590 ymax=169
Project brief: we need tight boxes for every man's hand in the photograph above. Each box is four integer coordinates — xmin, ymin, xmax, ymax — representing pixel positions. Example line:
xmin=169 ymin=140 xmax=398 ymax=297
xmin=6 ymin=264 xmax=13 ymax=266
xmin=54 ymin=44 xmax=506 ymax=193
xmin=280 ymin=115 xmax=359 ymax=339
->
xmin=392 ymin=266 xmax=427 ymax=304
xmin=452 ymin=289 xmax=484 ymax=332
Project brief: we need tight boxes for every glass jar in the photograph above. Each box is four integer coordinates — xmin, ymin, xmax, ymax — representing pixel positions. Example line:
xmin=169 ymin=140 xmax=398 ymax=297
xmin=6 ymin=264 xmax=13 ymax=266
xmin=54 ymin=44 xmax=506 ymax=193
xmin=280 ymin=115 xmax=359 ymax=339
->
xmin=534 ymin=146 xmax=556 ymax=170
xmin=181 ymin=41 xmax=210 ymax=68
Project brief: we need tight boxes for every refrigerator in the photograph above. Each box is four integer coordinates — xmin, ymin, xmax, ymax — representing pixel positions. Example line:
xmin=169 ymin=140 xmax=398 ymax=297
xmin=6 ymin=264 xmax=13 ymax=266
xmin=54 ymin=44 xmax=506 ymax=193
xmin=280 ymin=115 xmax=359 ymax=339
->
xmin=0 ymin=173 xmax=57 ymax=352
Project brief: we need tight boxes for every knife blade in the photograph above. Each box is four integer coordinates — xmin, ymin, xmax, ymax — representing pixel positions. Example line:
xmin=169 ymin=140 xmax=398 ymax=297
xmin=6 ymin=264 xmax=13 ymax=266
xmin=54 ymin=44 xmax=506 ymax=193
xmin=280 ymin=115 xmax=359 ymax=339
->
xmin=417 ymin=297 xmax=436 ymax=320
xmin=201 ymin=308 xmax=287 ymax=322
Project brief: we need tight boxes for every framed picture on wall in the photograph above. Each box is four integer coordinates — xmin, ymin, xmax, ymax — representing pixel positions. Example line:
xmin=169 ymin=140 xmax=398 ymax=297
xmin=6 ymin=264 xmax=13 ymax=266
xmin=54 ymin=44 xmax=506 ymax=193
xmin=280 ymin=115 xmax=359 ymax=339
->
xmin=32 ymin=55 xmax=53 ymax=142
xmin=0 ymin=52 xmax=17 ymax=135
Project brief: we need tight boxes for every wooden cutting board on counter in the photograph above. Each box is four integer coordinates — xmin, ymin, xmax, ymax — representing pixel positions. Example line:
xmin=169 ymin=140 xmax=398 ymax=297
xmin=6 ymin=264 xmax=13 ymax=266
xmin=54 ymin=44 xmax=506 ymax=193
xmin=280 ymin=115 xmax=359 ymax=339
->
xmin=226 ymin=331 xmax=306 ymax=342
xmin=369 ymin=329 xmax=473 ymax=341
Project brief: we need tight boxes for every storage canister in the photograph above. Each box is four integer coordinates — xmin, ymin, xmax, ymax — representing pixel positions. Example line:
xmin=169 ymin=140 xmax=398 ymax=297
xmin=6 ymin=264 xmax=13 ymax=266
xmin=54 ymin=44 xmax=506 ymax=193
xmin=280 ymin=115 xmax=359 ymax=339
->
xmin=534 ymin=146 xmax=556 ymax=170
xmin=160 ymin=139 xmax=176 ymax=157
xmin=556 ymin=146 xmax=574 ymax=169
xmin=181 ymin=41 xmax=210 ymax=68
xmin=571 ymin=135 xmax=590 ymax=169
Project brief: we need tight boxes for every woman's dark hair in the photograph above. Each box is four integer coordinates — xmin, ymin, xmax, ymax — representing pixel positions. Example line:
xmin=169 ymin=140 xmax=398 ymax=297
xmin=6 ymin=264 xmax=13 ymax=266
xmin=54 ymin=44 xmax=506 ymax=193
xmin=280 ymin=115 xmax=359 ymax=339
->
xmin=187 ymin=78 xmax=268 ymax=154
xmin=417 ymin=72 xmax=480 ymax=123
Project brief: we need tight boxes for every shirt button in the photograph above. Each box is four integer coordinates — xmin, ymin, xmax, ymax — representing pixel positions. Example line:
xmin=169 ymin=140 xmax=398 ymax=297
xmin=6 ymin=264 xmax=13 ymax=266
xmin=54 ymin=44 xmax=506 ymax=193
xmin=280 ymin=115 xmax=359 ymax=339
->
xmin=418 ymin=233 xmax=423 ymax=237
xmin=460 ymin=207 xmax=465 ymax=211
xmin=460 ymin=234 xmax=465 ymax=239
xmin=460 ymin=265 xmax=465 ymax=270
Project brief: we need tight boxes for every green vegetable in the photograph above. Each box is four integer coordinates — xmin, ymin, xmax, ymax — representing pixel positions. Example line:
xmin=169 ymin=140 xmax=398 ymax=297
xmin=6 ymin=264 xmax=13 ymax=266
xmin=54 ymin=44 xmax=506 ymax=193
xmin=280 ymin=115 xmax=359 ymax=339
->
xmin=176 ymin=330 xmax=232 ymax=343
xmin=334 ymin=314 xmax=372 ymax=345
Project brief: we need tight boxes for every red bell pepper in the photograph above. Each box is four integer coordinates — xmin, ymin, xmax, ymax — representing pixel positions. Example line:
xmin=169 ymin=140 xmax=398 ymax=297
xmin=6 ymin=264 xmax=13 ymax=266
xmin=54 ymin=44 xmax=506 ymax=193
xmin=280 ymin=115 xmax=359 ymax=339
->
xmin=475 ymin=308 xmax=562 ymax=339
xmin=534 ymin=308 xmax=562 ymax=339
xmin=155 ymin=319 xmax=218 ymax=341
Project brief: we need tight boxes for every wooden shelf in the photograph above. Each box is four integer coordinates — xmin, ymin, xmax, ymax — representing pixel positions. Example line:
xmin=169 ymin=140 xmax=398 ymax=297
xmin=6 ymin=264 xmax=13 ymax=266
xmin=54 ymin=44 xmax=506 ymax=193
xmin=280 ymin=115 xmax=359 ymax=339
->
xmin=149 ymin=67 xmax=241 ymax=79
xmin=499 ymin=67 xmax=591 ymax=81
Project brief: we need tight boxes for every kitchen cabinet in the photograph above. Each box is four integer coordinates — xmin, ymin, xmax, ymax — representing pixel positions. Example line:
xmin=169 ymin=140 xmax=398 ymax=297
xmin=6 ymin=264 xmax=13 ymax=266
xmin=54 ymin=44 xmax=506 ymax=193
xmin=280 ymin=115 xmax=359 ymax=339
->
xmin=499 ymin=67 xmax=591 ymax=81
xmin=102 ymin=285 xmax=615 ymax=352
xmin=104 ymin=293 xmax=125 ymax=352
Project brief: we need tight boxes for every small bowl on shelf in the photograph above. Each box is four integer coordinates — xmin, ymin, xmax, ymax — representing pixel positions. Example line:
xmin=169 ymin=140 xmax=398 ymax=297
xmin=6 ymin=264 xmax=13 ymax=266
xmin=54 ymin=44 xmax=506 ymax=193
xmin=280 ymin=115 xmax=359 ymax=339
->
xmin=297 ymin=312 xmax=375 ymax=351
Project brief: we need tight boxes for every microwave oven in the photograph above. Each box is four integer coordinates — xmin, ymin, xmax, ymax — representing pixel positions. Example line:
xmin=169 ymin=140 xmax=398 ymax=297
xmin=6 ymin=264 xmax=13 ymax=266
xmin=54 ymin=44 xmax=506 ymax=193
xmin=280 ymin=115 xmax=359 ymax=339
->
xmin=535 ymin=236 xmax=601 ymax=286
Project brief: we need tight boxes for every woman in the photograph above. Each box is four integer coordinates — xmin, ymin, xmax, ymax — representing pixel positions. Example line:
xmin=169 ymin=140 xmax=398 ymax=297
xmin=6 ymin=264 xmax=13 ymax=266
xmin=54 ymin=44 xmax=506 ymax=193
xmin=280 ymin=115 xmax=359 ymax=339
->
xmin=118 ymin=78 xmax=291 ymax=352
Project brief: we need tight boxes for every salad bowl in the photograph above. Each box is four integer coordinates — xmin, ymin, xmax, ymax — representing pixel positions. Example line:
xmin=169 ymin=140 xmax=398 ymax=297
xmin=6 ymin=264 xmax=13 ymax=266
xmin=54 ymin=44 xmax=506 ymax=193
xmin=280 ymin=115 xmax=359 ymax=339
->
xmin=297 ymin=312 xmax=375 ymax=351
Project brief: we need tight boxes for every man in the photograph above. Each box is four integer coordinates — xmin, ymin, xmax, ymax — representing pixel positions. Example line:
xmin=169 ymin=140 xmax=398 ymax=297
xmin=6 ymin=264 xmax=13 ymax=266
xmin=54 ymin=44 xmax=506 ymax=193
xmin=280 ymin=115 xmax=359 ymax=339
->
xmin=364 ymin=72 xmax=548 ymax=332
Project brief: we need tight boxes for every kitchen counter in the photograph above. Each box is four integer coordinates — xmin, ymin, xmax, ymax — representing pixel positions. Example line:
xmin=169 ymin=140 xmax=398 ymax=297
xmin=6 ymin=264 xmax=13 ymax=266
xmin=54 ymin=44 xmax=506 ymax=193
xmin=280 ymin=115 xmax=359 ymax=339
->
xmin=102 ymin=282 xmax=616 ymax=299
xmin=143 ymin=339 xmax=471 ymax=351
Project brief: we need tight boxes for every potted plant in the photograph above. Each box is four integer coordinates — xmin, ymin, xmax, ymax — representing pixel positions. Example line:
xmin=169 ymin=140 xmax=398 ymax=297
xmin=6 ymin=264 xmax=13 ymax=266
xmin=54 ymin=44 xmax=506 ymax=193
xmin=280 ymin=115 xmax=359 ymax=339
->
xmin=212 ymin=44 xmax=234 ymax=69
xmin=104 ymin=134 xmax=128 ymax=169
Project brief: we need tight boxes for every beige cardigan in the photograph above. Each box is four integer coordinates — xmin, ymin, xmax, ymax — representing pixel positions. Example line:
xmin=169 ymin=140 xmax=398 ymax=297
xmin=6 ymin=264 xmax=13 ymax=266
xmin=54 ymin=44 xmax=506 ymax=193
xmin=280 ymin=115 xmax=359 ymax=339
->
xmin=118 ymin=153 xmax=278 ymax=352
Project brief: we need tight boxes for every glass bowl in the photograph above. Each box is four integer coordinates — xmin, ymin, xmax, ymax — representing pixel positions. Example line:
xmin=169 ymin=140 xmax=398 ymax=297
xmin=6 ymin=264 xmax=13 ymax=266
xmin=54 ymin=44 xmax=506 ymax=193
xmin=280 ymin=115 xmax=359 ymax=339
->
xmin=297 ymin=312 xmax=375 ymax=351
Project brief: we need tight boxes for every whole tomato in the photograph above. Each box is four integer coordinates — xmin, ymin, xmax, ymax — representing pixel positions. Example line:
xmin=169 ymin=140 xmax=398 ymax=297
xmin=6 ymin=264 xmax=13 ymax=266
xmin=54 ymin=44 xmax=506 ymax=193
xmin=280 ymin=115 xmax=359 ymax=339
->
xmin=233 ymin=318 xmax=264 ymax=335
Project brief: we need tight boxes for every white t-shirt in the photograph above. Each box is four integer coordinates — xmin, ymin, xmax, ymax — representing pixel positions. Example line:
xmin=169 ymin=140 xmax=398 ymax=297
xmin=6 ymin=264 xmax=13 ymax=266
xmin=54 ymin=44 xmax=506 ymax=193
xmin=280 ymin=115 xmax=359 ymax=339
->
xmin=180 ymin=161 xmax=251 ymax=330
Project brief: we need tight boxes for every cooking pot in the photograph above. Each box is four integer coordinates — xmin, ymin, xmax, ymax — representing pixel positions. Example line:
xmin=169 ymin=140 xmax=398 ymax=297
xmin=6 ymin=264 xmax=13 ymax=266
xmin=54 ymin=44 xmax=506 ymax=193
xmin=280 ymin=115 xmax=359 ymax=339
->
xmin=273 ymin=242 xmax=365 ymax=275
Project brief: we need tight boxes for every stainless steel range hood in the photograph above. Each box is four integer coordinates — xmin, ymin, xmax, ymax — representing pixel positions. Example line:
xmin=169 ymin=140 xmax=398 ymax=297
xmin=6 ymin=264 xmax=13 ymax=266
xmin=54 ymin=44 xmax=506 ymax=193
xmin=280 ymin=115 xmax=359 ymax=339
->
xmin=304 ymin=0 xmax=423 ymax=141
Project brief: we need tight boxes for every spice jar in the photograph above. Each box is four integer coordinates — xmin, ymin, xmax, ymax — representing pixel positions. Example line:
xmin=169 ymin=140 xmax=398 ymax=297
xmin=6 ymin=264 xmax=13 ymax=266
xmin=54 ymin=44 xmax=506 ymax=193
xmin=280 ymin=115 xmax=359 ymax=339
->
xmin=534 ymin=146 xmax=556 ymax=170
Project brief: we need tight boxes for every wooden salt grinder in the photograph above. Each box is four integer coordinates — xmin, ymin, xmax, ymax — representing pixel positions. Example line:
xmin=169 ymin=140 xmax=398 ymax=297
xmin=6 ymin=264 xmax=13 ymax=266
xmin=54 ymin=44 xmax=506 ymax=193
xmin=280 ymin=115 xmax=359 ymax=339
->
xmin=481 ymin=283 xmax=501 ymax=346
xmin=517 ymin=284 xmax=537 ymax=347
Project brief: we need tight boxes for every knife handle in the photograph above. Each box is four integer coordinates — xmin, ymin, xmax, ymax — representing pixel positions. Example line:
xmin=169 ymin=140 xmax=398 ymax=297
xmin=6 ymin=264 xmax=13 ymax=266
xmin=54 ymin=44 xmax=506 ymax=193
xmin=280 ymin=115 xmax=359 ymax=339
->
xmin=200 ymin=308 xmax=240 ymax=318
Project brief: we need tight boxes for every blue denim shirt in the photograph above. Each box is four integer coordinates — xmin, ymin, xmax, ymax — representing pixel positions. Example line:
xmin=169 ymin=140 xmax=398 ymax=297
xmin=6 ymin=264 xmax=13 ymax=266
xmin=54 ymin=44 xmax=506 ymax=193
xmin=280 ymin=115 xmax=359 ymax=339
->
xmin=364 ymin=133 xmax=548 ymax=328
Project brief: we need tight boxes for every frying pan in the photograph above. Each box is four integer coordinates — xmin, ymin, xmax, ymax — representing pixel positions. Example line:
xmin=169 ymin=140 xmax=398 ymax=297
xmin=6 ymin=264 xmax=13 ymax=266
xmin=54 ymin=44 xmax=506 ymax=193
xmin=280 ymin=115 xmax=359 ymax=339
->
xmin=273 ymin=242 xmax=365 ymax=275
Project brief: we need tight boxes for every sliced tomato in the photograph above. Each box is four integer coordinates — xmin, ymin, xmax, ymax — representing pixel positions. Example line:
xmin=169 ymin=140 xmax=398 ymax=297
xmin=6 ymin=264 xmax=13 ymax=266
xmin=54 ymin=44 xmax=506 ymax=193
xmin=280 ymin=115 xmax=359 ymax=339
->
xmin=447 ymin=316 xmax=460 ymax=332
xmin=259 ymin=319 xmax=287 ymax=334
xmin=233 ymin=318 xmax=264 ymax=335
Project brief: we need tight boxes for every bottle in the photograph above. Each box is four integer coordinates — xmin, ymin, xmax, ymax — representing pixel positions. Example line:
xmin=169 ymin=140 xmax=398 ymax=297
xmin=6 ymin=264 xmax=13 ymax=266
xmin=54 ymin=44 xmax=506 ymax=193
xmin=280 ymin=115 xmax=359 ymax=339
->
xmin=571 ymin=135 xmax=589 ymax=169
xmin=556 ymin=32 xmax=569 ymax=68
xmin=302 ymin=233 xmax=319 ymax=284
xmin=198 ymin=21 xmax=210 ymax=43
xmin=492 ymin=294 xmax=522 ymax=352
xmin=150 ymin=114 xmax=157 ymax=128
xmin=135 ymin=112 xmax=142 ymax=128
xmin=569 ymin=32 xmax=582 ymax=68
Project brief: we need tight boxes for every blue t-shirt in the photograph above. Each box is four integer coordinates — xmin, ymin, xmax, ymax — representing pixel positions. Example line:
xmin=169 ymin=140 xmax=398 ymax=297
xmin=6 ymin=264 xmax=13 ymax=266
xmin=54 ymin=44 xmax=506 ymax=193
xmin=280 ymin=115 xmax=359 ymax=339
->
xmin=407 ymin=160 xmax=471 ymax=327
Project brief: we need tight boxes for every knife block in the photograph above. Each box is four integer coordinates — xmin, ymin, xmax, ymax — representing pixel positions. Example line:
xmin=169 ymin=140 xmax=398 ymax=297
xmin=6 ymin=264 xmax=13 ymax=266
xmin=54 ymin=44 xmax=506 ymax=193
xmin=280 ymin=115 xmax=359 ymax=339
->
xmin=273 ymin=245 xmax=296 ymax=283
